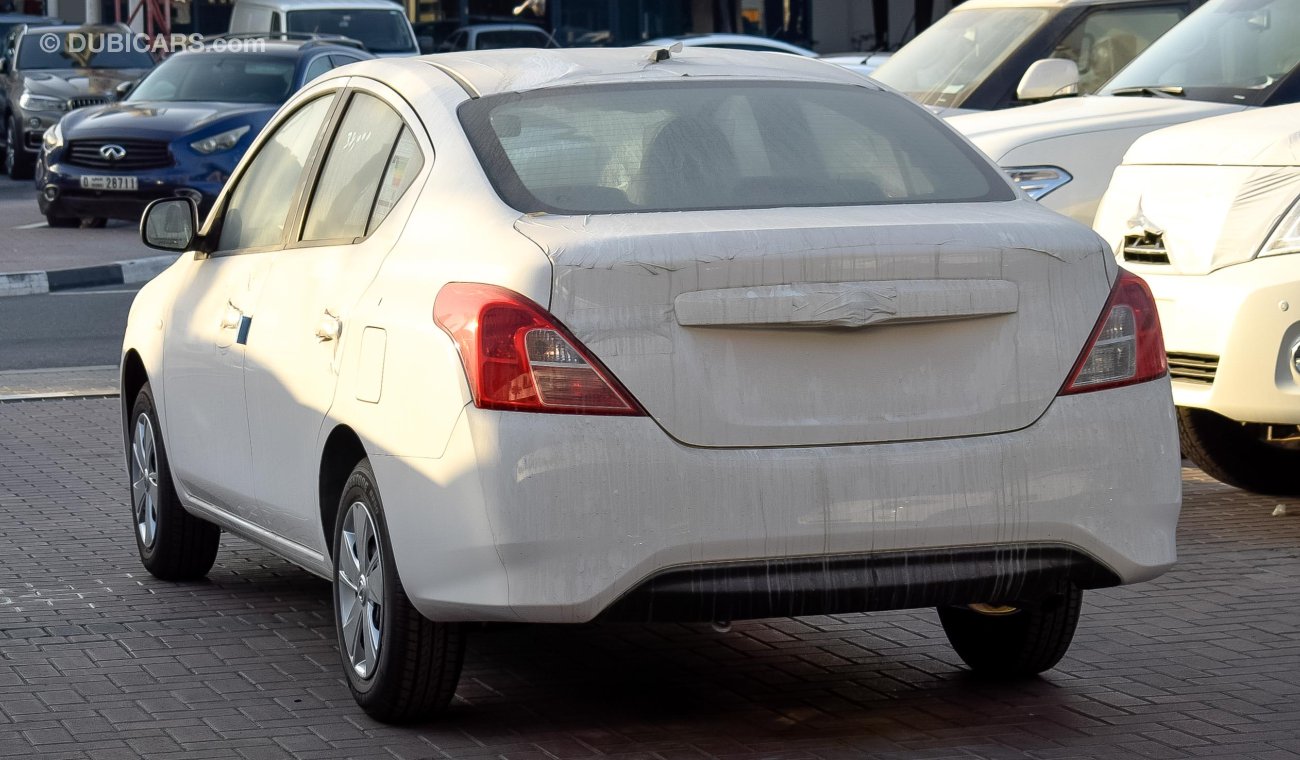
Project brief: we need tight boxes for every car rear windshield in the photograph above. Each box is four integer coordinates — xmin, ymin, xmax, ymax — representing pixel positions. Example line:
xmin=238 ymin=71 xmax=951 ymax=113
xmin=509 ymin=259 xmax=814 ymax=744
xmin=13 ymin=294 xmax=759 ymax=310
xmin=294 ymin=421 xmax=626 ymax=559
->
xmin=128 ymin=55 xmax=295 ymax=103
xmin=287 ymin=9 xmax=414 ymax=54
xmin=459 ymin=81 xmax=1013 ymax=215
xmin=474 ymin=29 xmax=551 ymax=50
xmin=17 ymin=32 xmax=154 ymax=70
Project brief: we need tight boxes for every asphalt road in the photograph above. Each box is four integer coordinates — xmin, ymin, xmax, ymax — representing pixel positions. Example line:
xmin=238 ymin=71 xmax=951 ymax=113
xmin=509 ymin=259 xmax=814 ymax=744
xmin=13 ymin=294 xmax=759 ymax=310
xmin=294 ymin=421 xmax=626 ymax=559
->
xmin=0 ymin=174 xmax=150 ymax=274
xmin=0 ymin=283 xmax=141 ymax=370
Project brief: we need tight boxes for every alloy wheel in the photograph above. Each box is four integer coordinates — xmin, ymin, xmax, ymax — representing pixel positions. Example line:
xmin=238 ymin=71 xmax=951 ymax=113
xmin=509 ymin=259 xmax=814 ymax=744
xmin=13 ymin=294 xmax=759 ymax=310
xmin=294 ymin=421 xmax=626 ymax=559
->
xmin=130 ymin=412 xmax=160 ymax=548
xmin=337 ymin=500 xmax=385 ymax=679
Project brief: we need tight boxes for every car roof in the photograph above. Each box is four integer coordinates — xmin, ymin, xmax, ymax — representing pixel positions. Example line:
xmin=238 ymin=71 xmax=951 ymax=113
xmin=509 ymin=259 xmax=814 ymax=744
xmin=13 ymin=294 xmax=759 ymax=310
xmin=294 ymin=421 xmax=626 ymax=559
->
xmin=409 ymin=47 xmax=876 ymax=98
xmin=196 ymin=37 xmax=369 ymax=56
xmin=461 ymin=24 xmax=550 ymax=33
xmin=18 ymin=23 xmax=131 ymax=35
xmin=955 ymin=0 xmax=1177 ymax=7
xmin=235 ymin=0 xmax=409 ymax=9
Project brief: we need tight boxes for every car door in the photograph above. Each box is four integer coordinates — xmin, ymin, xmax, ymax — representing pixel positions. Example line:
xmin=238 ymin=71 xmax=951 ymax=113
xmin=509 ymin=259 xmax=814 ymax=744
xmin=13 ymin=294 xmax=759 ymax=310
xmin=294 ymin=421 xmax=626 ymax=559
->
xmin=242 ymin=80 xmax=428 ymax=548
xmin=161 ymin=92 xmax=339 ymax=517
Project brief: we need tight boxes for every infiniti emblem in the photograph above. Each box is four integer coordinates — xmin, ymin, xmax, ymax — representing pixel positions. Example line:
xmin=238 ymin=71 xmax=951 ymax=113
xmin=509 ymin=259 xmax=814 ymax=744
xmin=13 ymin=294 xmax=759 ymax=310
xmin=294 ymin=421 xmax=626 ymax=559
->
xmin=99 ymin=144 xmax=127 ymax=161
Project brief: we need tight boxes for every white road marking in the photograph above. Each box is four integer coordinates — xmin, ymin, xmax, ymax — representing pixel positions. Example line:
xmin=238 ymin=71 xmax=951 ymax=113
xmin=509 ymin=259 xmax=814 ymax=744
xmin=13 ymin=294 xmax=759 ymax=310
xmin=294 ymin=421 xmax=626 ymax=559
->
xmin=12 ymin=221 xmax=49 ymax=230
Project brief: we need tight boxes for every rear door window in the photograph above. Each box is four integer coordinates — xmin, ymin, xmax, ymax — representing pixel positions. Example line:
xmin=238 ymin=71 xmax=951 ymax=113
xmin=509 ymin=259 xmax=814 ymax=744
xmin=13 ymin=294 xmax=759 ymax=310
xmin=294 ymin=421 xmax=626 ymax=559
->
xmin=300 ymin=92 xmax=424 ymax=242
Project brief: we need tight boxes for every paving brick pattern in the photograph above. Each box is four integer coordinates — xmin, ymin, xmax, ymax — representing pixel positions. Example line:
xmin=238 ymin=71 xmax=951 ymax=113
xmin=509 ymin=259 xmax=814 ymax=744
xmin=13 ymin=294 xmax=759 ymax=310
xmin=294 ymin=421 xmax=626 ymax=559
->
xmin=1 ymin=397 xmax=1298 ymax=760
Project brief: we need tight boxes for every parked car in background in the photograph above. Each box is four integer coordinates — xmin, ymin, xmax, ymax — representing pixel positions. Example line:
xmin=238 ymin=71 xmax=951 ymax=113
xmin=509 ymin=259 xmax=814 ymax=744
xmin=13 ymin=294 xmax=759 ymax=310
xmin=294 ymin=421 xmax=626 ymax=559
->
xmin=0 ymin=12 xmax=58 ymax=58
xmin=950 ymin=0 xmax=1300 ymax=225
xmin=819 ymin=51 xmax=892 ymax=77
xmin=1 ymin=23 xmax=153 ymax=179
xmin=436 ymin=23 xmax=555 ymax=52
xmin=872 ymin=0 xmax=1202 ymax=115
xmin=123 ymin=46 xmax=1179 ymax=723
xmin=638 ymin=33 xmax=816 ymax=56
xmin=1094 ymin=104 xmax=1300 ymax=495
xmin=35 ymin=37 xmax=370 ymax=227
xmin=229 ymin=0 xmax=419 ymax=57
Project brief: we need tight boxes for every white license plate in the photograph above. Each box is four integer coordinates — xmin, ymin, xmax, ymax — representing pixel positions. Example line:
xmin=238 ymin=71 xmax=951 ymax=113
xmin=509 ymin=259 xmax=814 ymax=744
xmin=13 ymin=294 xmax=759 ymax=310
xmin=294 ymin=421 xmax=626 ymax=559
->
xmin=79 ymin=175 xmax=138 ymax=191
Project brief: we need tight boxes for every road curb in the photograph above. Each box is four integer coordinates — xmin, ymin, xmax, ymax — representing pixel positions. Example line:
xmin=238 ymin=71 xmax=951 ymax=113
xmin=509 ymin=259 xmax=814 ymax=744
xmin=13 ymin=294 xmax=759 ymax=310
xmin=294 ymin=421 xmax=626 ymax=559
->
xmin=0 ymin=254 xmax=176 ymax=298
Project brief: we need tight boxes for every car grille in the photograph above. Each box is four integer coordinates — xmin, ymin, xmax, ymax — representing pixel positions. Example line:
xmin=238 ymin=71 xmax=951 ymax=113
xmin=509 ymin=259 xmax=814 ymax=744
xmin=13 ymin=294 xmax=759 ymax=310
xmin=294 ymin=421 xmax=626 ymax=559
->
xmin=1167 ymin=352 xmax=1218 ymax=384
xmin=1122 ymin=231 xmax=1170 ymax=265
xmin=65 ymin=139 xmax=172 ymax=170
xmin=67 ymin=96 xmax=109 ymax=111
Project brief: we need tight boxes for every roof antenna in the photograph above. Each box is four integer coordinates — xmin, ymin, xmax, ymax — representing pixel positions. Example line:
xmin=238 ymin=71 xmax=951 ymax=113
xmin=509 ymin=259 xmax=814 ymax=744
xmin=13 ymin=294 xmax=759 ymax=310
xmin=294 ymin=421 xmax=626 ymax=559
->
xmin=649 ymin=41 xmax=683 ymax=63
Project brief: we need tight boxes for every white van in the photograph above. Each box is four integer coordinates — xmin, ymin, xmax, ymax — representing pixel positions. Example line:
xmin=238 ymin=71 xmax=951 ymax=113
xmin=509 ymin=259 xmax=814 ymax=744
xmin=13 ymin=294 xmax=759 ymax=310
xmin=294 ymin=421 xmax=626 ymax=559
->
xmin=229 ymin=0 xmax=419 ymax=57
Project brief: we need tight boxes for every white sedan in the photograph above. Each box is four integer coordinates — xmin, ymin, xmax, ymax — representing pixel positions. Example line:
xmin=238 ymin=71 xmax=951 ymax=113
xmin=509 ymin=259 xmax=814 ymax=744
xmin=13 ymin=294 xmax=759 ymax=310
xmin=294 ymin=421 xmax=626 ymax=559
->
xmin=123 ymin=46 xmax=1181 ymax=722
xmin=1095 ymin=104 xmax=1300 ymax=495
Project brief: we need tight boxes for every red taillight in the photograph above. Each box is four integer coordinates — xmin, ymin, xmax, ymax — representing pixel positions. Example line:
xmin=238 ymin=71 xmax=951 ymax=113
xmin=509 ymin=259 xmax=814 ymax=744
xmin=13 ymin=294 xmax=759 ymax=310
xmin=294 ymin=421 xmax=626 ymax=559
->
xmin=1060 ymin=269 xmax=1167 ymax=395
xmin=434 ymin=283 xmax=645 ymax=416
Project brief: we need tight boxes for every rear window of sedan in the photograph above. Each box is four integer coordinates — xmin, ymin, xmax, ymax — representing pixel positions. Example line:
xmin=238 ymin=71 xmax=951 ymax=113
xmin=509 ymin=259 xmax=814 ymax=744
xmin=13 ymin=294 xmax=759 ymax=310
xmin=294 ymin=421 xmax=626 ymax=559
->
xmin=459 ymin=81 xmax=1014 ymax=215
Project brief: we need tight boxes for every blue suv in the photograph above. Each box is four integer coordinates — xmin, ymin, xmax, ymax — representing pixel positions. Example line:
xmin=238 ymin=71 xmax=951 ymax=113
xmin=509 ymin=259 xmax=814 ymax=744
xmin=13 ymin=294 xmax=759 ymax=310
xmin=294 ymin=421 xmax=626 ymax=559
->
xmin=36 ymin=36 xmax=371 ymax=227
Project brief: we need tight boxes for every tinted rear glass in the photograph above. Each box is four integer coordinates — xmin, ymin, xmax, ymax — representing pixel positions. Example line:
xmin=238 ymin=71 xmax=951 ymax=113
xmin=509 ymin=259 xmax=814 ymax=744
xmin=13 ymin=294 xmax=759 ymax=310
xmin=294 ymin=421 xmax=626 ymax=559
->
xmin=475 ymin=29 xmax=550 ymax=49
xmin=459 ymin=81 xmax=1012 ymax=215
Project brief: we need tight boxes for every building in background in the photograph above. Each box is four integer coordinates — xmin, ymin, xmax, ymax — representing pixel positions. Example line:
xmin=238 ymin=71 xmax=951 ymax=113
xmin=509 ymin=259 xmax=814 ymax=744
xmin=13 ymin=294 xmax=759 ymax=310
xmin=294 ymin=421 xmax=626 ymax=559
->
xmin=57 ymin=0 xmax=960 ymax=52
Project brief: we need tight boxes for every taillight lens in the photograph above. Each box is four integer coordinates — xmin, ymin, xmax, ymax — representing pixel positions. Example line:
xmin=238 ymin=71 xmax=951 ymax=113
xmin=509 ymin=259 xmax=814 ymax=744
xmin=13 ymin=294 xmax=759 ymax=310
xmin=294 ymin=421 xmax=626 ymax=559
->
xmin=434 ymin=283 xmax=644 ymax=415
xmin=1060 ymin=269 xmax=1167 ymax=395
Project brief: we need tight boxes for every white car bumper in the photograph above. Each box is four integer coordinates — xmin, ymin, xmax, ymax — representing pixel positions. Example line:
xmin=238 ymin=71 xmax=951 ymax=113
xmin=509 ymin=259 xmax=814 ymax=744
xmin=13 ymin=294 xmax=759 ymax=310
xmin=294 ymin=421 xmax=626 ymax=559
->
xmin=1143 ymin=255 xmax=1300 ymax=425
xmin=372 ymin=379 xmax=1180 ymax=623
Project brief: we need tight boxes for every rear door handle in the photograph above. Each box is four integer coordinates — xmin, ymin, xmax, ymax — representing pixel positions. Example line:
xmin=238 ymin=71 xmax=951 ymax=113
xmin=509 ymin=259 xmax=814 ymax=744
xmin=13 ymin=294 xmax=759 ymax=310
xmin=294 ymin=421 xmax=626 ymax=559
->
xmin=315 ymin=311 xmax=342 ymax=342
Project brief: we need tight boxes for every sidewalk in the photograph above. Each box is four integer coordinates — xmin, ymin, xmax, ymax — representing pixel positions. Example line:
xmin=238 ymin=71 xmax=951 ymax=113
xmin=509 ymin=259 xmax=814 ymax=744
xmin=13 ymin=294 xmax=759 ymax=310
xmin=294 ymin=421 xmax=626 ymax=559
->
xmin=0 ymin=365 xmax=119 ymax=401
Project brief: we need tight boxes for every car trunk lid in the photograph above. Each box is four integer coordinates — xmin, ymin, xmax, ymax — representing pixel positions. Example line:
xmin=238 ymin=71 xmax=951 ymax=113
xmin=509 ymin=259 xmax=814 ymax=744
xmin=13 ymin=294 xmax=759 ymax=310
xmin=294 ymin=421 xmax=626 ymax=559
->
xmin=517 ymin=200 xmax=1112 ymax=448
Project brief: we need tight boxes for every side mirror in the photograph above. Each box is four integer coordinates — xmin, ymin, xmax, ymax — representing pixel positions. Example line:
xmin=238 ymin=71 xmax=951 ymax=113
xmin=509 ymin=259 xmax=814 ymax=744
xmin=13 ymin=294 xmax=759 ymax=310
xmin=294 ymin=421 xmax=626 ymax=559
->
xmin=141 ymin=197 xmax=198 ymax=252
xmin=417 ymin=35 xmax=434 ymax=54
xmin=114 ymin=80 xmax=134 ymax=99
xmin=1016 ymin=58 xmax=1080 ymax=102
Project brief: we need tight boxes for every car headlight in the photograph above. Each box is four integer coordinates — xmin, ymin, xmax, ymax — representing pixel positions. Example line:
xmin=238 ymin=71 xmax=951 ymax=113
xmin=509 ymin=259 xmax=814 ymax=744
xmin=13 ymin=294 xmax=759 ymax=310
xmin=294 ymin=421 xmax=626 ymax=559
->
xmin=1260 ymin=196 xmax=1300 ymax=257
xmin=18 ymin=93 xmax=66 ymax=112
xmin=1005 ymin=166 xmax=1072 ymax=201
xmin=42 ymin=122 xmax=63 ymax=152
xmin=190 ymin=126 xmax=251 ymax=155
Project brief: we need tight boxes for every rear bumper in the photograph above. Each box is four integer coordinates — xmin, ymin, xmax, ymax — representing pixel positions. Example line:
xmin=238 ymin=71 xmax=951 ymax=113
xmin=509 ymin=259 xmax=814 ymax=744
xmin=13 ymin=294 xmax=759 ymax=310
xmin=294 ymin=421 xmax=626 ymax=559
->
xmin=372 ymin=378 xmax=1180 ymax=624
xmin=1144 ymin=255 xmax=1300 ymax=425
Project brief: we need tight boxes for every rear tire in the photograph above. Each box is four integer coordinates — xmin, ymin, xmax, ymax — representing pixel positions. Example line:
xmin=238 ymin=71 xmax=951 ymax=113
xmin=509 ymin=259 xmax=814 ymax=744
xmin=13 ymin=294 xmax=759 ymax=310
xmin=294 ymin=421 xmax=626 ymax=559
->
xmin=82 ymin=217 xmax=108 ymax=229
xmin=333 ymin=459 xmax=465 ymax=723
xmin=1178 ymin=407 xmax=1300 ymax=496
xmin=128 ymin=384 xmax=221 ymax=580
xmin=938 ymin=586 xmax=1083 ymax=677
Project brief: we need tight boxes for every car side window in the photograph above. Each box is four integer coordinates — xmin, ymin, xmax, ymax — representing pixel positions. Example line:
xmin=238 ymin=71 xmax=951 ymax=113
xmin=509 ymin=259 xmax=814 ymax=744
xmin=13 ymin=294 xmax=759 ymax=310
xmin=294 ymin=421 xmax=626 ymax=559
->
xmin=1051 ymin=6 xmax=1187 ymax=94
xmin=217 ymin=95 xmax=334 ymax=252
xmin=328 ymin=54 xmax=359 ymax=67
xmin=270 ymin=13 xmax=282 ymax=33
xmin=300 ymin=92 xmax=424 ymax=243
xmin=303 ymin=55 xmax=332 ymax=83
xmin=452 ymin=31 xmax=468 ymax=51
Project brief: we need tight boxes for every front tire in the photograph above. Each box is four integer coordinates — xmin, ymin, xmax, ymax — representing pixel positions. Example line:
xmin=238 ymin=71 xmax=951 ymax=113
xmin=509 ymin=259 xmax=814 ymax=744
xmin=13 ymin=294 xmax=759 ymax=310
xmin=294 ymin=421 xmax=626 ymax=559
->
xmin=45 ymin=213 xmax=78 ymax=228
xmin=5 ymin=118 xmax=35 ymax=180
xmin=1178 ymin=407 xmax=1300 ymax=496
xmin=938 ymin=586 xmax=1083 ymax=677
xmin=128 ymin=384 xmax=221 ymax=580
xmin=332 ymin=459 xmax=465 ymax=722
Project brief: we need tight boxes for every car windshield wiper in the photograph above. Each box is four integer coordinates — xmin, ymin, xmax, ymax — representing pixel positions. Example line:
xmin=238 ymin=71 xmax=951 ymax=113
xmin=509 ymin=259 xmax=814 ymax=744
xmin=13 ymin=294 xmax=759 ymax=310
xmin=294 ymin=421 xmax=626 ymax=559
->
xmin=1108 ymin=85 xmax=1186 ymax=98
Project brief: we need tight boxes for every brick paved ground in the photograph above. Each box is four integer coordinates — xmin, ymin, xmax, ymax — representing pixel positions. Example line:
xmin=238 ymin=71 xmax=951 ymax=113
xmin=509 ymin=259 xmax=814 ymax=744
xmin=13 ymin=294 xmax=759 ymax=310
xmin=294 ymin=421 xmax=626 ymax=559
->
xmin=1 ymin=397 xmax=1298 ymax=760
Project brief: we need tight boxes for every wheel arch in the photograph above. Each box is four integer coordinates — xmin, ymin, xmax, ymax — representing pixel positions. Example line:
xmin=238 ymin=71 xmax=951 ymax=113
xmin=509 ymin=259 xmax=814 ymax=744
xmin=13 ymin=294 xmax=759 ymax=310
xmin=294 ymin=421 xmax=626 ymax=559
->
xmin=121 ymin=349 xmax=149 ymax=437
xmin=319 ymin=424 xmax=368 ymax=558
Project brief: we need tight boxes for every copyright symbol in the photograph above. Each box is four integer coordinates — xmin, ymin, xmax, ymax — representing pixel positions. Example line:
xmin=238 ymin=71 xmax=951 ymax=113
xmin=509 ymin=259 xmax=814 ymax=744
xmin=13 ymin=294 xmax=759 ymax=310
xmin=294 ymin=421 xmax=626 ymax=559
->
xmin=39 ymin=33 xmax=60 ymax=53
